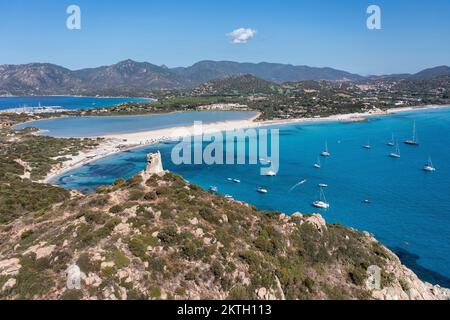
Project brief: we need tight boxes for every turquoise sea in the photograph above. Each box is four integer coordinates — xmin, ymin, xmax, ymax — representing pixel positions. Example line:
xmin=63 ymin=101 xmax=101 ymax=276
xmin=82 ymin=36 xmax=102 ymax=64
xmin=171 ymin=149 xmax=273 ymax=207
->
xmin=51 ymin=108 xmax=450 ymax=287
xmin=0 ymin=95 xmax=151 ymax=111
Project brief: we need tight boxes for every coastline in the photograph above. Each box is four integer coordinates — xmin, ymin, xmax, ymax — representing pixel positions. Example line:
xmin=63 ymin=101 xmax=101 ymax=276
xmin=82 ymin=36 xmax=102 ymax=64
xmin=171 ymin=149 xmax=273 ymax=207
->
xmin=40 ymin=104 xmax=450 ymax=184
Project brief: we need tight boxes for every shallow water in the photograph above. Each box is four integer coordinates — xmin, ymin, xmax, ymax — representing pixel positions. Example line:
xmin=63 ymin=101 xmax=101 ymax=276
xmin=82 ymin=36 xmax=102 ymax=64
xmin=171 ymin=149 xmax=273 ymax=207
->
xmin=14 ymin=111 xmax=258 ymax=137
xmin=52 ymin=108 xmax=450 ymax=287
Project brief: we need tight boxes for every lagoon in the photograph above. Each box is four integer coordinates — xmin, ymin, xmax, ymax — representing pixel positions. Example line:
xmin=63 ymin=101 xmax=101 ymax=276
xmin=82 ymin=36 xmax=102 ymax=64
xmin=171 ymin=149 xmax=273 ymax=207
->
xmin=14 ymin=111 xmax=258 ymax=137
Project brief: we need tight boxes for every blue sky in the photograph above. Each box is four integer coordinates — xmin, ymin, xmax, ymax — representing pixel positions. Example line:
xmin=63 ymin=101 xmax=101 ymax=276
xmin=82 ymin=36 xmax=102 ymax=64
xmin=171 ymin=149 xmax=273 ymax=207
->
xmin=0 ymin=0 xmax=449 ymax=75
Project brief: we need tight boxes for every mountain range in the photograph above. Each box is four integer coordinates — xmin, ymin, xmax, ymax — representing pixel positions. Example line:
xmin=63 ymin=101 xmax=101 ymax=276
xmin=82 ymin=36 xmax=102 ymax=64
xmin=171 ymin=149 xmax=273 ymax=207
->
xmin=0 ymin=60 xmax=449 ymax=96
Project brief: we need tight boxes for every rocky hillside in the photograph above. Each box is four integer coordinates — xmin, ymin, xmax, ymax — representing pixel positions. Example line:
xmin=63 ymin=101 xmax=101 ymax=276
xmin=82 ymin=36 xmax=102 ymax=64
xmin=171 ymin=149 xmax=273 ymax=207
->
xmin=0 ymin=63 xmax=83 ymax=96
xmin=0 ymin=61 xmax=185 ymax=96
xmin=174 ymin=61 xmax=366 ymax=84
xmin=2 ymin=60 xmax=449 ymax=96
xmin=0 ymin=60 xmax=364 ymax=96
xmin=0 ymin=167 xmax=449 ymax=300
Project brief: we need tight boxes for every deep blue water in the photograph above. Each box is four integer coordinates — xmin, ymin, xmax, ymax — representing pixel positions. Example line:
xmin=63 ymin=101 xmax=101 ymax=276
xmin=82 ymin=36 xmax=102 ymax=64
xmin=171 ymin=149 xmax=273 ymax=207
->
xmin=14 ymin=111 xmax=258 ymax=137
xmin=51 ymin=108 xmax=450 ymax=287
xmin=0 ymin=96 xmax=151 ymax=111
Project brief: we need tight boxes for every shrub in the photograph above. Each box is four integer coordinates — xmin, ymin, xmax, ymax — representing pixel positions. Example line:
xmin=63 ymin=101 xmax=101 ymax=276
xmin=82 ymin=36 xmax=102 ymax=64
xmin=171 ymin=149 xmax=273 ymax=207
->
xmin=199 ymin=207 xmax=220 ymax=224
xmin=60 ymin=289 xmax=83 ymax=300
xmin=111 ymin=248 xmax=130 ymax=269
xmin=348 ymin=267 xmax=366 ymax=286
xmin=227 ymin=285 xmax=253 ymax=300
xmin=128 ymin=237 xmax=148 ymax=258
xmin=144 ymin=191 xmax=156 ymax=201
xmin=88 ymin=195 xmax=109 ymax=207
xmin=149 ymin=286 xmax=161 ymax=299
xmin=83 ymin=210 xmax=108 ymax=225
xmin=76 ymin=253 xmax=100 ymax=273
xmin=129 ymin=189 xmax=145 ymax=201
xmin=157 ymin=226 xmax=181 ymax=245
xmin=113 ymin=178 xmax=127 ymax=187
xmin=147 ymin=254 xmax=165 ymax=273
xmin=109 ymin=205 xmax=124 ymax=214
xmin=16 ymin=255 xmax=54 ymax=299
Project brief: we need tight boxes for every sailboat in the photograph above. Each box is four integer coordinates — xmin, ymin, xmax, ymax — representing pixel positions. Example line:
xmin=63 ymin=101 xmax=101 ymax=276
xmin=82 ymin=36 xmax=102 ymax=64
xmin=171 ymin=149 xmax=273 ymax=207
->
xmin=363 ymin=139 xmax=371 ymax=149
xmin=404 ymin=121 xmax=419 ymax=146
xmin=387 ymin=133 xmax=395 ymax=146
xmin=389 ymin=141 xmax=401 ymax=158
xmin=321 ymin=141 xmax=331 ymax=157
xmin=264 ymin=170 xmax=277 ymax=177
xmin=314 ymin=157 xmax=321 ymax=169
xmin=312 ymin=188 xmax=330 ymax=209
xmin=423 ymin=157 xmax=436 ymax=172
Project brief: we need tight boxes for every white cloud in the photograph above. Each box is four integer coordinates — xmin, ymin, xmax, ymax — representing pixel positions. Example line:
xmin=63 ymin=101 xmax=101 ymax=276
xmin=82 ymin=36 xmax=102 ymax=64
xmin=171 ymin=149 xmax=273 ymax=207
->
xmin=227 ymin=28 xmax=257 ymax=44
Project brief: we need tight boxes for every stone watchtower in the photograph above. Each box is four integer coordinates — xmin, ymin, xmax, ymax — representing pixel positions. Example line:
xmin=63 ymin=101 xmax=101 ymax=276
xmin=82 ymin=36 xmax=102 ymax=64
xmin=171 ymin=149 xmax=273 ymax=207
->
xmin=144 ymin=151 xmax=164 ymax=176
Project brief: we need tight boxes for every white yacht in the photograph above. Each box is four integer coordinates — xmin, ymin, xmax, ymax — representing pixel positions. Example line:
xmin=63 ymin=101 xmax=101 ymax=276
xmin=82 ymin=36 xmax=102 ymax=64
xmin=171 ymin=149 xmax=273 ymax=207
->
xmin=404 ymin=121 xmax=419 ymax=146
xmin=314 ymin=157 xmax=321 ymax=169
xmin=423 ymin=157 xmax=436 ymax=172
xmin=389 ymin=142 xmax=401 ymax=158
xmin=387 ymin=133 xmax=395 ymax=146
xmin=312 ymin=188 xmax=330 ymax=209
xmin=232 ymin=179 xmax=241 ymax=183
xmin=264 ymin=170 xmax=277 ymax=177
xmin=321 ymin=142 xmax=331 ymax=157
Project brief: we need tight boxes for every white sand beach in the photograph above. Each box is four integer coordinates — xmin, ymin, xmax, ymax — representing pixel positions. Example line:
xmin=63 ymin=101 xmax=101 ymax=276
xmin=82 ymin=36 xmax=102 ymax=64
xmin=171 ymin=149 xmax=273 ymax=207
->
xmin=40 ymin=104 xmax=450 ymax=184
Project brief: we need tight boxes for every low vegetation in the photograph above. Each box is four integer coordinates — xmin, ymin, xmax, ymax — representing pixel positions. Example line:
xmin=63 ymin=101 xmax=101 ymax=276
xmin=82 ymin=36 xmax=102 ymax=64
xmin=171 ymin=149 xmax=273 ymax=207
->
xmin=0 ymin=167 xmax=405 ymax=300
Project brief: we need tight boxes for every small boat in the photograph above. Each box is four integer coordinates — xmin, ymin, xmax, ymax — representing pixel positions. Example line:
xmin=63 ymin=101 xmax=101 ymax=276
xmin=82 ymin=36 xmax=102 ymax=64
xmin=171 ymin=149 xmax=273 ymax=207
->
xmin=423 ymin=157 xmax=436 ymax=172
xmin=321 ymin=141 xmax=331 ymax=157
xmin=387 ymin=133 xmax=395 ymax=146
xmin=299 ymin=179 xmax=307 ymax=185
xmin=404 ymin=121 xmax=419 ymax=146
xmin=312 ymin=188 xmax=330 ymax=209
xmin=257 ymin=187 xmax=268 ymax=194
xmin=314 ymin=157 xmax=321 ymax=169
xmin=363 ymin=139 xmax=371 ymax=149
xmin=389 ymin=142 xmax=401 ymax=158
xmin=209 ymin=186 xmax=218 ymax=193
xmin=362 ymin=199 xmax=371 ymax=204
xmin=227 ymin=178 xmax=233 ymax=181
xmin=264 ymin=170 xmax=277 ymax=177
xmin=318 ymin=183 xmax=328 ymax=188
xmin=232 ymin=179 xmax=241 ymax=183
xmin=224 ymin=194 xmax=233 ymax=200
